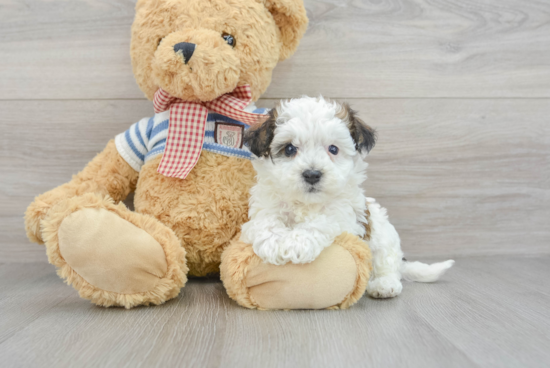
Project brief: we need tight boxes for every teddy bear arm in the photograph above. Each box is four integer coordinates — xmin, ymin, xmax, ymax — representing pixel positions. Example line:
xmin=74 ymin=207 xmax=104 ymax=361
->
xmin=25 ymin=139 xmax=139 ymax=244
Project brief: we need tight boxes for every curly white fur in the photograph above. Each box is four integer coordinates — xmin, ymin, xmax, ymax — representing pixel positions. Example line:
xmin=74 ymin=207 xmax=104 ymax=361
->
xmin=241 ymin=96 xmax=454 ymax=298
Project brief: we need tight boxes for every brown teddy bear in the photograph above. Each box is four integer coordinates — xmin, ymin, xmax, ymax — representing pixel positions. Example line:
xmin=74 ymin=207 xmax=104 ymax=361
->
xmin=24 ymin=0 xmax=371 ymax=310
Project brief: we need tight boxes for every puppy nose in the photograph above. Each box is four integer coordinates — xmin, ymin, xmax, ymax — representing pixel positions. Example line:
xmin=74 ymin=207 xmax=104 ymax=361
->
xmin=302 ymin=170 xmax=323 ymax=185
xmin=173 ymin=42 xmax=196 ymax=64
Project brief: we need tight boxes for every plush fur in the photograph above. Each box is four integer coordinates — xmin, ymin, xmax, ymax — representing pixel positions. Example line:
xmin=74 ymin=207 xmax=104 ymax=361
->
xmin=220 ymin=232 xmax=372 ymax=310
xmin=136 ymin=152 xmax=256 ymax=277
xmin=241 ymin=96 xmax=454 ymax=298
xmin=24 ymin=0 xmax=308 ymax=308
xmin=25 ymin=140 xmax=139 ymax=244
xmin=131 ymin=0 xmax=308 ymax=102
xmin=41 ymin=192 xmax=187 ymax=309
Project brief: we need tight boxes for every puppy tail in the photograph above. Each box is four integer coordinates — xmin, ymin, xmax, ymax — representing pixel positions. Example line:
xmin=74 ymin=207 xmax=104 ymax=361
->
xmin=400 ymin=259 xmax=455 ymax=283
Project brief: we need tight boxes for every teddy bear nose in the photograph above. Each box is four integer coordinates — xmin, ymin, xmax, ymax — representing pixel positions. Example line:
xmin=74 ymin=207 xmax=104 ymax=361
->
xmin=302 ymin=170 xmax=323 ymax=185
xmin=173 ymin=42 xmax=196 ymax=64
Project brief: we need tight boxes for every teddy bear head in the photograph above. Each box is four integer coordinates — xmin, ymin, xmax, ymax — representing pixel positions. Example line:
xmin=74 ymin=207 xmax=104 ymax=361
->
xmin=131 ymin=0 xmax=308 ymax=102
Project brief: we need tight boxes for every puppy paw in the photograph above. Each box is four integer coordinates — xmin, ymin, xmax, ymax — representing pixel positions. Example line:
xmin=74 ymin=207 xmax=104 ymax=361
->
xmin=253 ymin=231 xmax=327 ymax=265
xmin=367 ymin=276 xmax=403 ymax=299
xmin=279 ymin=231 xmax=330 ymax=264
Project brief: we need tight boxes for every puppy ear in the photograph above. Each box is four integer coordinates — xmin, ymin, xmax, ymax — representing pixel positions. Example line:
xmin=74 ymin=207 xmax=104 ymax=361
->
xmin=261 ymin=0 xmax=309 ymax=61
xmin=337 ymin=102 xmax=377 ymax=153
xmin=244 ymin=108 xmax=279 ymax=158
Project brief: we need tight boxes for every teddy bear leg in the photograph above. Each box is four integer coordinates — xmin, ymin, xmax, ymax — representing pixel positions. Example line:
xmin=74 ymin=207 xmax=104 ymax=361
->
xmin=220 ymin=233 xmax=372 ymax=310
xmin=40 ymin=192 xmax=188 ymax=309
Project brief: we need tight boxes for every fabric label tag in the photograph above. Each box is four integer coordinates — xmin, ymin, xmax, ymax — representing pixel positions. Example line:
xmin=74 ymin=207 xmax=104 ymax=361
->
xmin=215 ymin=122 xmax=244 ymax=149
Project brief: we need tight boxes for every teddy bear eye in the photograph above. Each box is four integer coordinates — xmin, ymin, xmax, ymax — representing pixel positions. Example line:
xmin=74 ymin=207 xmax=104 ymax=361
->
xmin=328 ymin=145 xmax=339 ymax=155
xmin=222 ymin=33 xmax=236 ymax=48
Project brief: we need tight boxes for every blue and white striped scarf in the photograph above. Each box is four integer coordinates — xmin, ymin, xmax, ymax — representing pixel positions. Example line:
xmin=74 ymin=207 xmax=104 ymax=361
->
xmin=115 ymin=107 xmax=268 ymax=172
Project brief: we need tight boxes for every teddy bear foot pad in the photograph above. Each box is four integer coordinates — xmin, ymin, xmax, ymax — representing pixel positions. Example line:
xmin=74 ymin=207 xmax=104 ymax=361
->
xmin=41 ymin=193 xmax=188 ymax=308
xmin=221 ymin=233 xmax=372 ymax=310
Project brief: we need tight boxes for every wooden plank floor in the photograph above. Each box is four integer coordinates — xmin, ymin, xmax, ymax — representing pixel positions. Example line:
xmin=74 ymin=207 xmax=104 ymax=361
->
xmin=1 ymin=256 xmax=549 ymax=368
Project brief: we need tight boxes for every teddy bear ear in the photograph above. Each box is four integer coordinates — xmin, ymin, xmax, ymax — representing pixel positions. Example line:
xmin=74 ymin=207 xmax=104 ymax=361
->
xmin=262 ymin=0 xmax=309 ymax=61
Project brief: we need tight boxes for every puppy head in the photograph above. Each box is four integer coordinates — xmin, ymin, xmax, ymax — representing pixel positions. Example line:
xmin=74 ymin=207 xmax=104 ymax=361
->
xmin=244 ymin=96 xmax=376 ymax=203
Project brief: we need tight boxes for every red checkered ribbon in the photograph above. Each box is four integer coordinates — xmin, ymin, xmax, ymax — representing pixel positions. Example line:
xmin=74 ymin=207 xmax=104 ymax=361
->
xmin=153 ymin=85 xmax=266 ymax=179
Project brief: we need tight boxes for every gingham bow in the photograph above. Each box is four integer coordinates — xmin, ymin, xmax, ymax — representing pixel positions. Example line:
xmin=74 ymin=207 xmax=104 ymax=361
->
xmin=153 ymin=85 xmax=266 ymax=179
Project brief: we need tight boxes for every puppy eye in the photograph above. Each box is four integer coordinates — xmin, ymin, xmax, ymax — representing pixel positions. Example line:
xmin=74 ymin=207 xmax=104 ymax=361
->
xmin=284 ymin=144 xmax=298 ymax=157
xmin=328 ymin=145 xmax=339 ymax=155
xmin=222 ymin=33 xmax=236 ymax=48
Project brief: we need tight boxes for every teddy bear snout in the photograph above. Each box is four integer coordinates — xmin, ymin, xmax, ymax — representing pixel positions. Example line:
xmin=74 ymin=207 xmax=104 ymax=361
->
xmin=151 ymin=29 xmax=241 ymax=101
xmin=173 ymin=42 xmax=196 ymax=64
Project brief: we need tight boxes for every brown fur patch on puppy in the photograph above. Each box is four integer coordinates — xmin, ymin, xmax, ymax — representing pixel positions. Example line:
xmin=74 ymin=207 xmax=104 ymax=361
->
xmin=363 ymin=207 xmax=372 ymax=241
xmin=244 ymin=107 xmax=279 ymax=158
xmin=336 ymin=102 xmax=377 ymax=153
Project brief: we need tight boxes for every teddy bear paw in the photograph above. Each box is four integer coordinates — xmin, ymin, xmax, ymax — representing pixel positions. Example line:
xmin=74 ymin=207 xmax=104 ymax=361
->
xmin=221 ymin=233 xmax=373 ymax=310
xmin=41 ymin=194 xmax=187 ymax=308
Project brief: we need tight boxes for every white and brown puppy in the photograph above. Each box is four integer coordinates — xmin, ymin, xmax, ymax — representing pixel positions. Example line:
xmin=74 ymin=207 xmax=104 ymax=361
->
xmin=242 ymin=96 xmax=453 ymax=298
